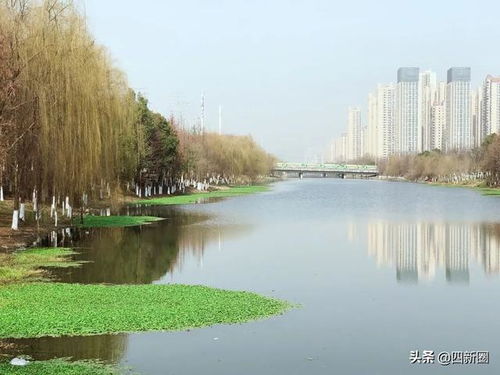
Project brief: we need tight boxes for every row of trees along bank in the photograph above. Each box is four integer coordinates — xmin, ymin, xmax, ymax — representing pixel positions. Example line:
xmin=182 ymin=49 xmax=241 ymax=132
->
xmin=378 ymin=134 xmax=500 ymax=186
xmin=0 ymin=0 xmax=275 ymax=231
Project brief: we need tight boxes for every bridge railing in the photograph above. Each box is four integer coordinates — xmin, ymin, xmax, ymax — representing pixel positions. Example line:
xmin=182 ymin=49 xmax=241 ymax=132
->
xmin=274 ymin=162 xmax=378 ymax=172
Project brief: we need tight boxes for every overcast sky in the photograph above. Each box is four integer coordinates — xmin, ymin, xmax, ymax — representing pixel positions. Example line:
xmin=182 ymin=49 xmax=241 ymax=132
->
xmin=84 ymin=0 xmax=500 ymax=161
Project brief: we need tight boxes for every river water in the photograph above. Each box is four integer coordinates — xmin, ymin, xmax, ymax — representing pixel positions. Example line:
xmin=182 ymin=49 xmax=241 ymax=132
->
xmin=6 ymin=179 xmax=500 ymax=374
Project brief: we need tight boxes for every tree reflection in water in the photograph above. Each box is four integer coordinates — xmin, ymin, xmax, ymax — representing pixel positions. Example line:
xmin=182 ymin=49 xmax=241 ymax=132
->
xmin=0 ymin=205 xmax=251 ymax=362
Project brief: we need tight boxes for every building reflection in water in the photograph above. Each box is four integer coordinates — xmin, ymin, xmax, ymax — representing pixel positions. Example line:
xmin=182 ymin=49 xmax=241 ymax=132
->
xmin=366 ymin=222 xmax=500 ymax=284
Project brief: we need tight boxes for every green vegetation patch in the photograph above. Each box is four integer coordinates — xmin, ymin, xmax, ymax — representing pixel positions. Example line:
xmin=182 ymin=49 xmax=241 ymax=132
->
xmin=0 ymin=248 xmax=82 ymax=284
xmin=135 ymin=185 xmax=269 ymax=206
xmin=476 ymin=187 xmax=500 ymax=196
xmin=0 ymin=283 xmax=290 ymax=338
xmin=426 ymin=182 xmax=500 ymax=196
xmin=76 ymin=215 xmax=163 ymax=228
xmin=0 ymin=358 xmax=118 ymax=375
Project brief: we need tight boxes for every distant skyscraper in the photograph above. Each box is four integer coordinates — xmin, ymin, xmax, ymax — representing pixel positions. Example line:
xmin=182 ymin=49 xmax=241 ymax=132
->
xmin=373 ymin=84 xmax=395 ymax=158
xmin=418 ymin=71 xmax=437 ymax=152
xmin=360 ymin=125 xmax=368 ymax=157
xmin=366 ymin=92 xmax=377 ymax=157
xmin=446 ymin=67 xmax=472 ymax=150
xmin=332 ymin=132 xmax=348 ymax=162
xmin=430 ymin=81 xmax=446 ymax=150
xmin=472 ymin=88 xmax=483 ymax=148
xmin=431 ymin=103 xmax=446 ymax=150
xmin=481 ymin=75 xmax=500 ymax=138
xmin=347 ymin=107 xmax=362 ymax=160
xmin=395 ymin=67 xmax=419 ymax=154
xmin=341 ymin=132 xmax=348 ymax=161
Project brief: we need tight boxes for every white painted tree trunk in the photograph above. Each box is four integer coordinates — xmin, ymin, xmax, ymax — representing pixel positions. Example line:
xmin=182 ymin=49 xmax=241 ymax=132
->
xmin=106 ymin=208 xmax=111 ymax=216
xmin=11 ymin=210 xmax=19 ymax=230
xmin=19 ymin=203 xmax=25 ymax=221
xmin=67 ymin=205 xmax=72 ymax=218
xmin=0 ymin=186 xmax=3 ymax=201
xmin=54 ymin=211 xmax=58 ymax=227
xmin=50 ymin=196 xmax=55 ymax=218
xmin=62 ymin=201 xmax=65 ymax=216
xmin=51 ymin=231 xmax=57 ymax=247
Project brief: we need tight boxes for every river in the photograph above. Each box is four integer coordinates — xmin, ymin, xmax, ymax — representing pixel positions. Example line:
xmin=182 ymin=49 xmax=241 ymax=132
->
xmin=6 ymin=179 xmax=500 ymax=374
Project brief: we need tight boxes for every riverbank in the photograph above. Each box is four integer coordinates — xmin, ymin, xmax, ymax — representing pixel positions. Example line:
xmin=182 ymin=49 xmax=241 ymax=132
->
xmin=0 ymin=184 xmax=270 ymax=252
xmin=377 ymin=176 xmax=500 ymax=196
xmin=0 ymin=184 xmax=290 ymax=374
xmin=134 ymin=185 xmax=269 ymax=205
xmin=426 ymin=182 xmax=500 ymax=196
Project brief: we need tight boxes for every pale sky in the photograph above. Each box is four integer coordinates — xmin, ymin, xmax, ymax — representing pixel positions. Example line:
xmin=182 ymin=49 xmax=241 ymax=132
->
xmin=84 ymin=0 xmax=500 ymax=161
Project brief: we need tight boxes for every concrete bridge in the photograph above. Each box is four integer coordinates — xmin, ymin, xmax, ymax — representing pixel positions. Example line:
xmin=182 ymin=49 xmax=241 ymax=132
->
xmin=272 ymin=162 xmax=379 ymax=178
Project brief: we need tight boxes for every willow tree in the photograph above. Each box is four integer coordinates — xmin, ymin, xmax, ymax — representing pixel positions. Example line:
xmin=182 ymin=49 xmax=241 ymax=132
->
xmin=0 ymin=0 xmax=136 ymax=229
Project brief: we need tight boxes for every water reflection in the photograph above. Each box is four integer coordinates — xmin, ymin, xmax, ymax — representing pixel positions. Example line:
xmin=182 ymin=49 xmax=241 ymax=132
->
xmin=2 ymin=335 xmax=127 ymax=362
xmin=366 ymin=221 xmax=500 ymax=284
xmin=49 ymin=208 xmax=251 ymax=284
xmin=1 ymin=206 xmax=251 ymax=362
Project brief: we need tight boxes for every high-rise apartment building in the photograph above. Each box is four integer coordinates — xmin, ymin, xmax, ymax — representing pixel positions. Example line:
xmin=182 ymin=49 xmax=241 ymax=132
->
xmin=481 ymin=75 xmax=500 ymax=137
xmin=431 ymin=103 xmax=445 ymax=150
xmin=331 ymin=133 xmax=348 ymax=162
xmin=472 ymin=88 xmax=483 ymax=148
xmin=430 ymin=81 xmax=446 ymax=150
xmin=347 ymin=107 xmax=362 ymax=160
xmin=418 ymin=71 xmax=437 ymax=152
xmin=374 ymin=84 xmax=395 ymax=158
xmin=366 ymin=92 xmax=378 ymax=157
xmin=332 ymin=67 xmax=492 ymax=160
xmin=395 ymin=67 xmax=419 ymax=154
xmin=446 ymin=67 xmax=472 ymax=150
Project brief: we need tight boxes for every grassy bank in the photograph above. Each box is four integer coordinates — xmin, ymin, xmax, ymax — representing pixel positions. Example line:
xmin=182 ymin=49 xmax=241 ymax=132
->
xmin=134 ymin=185 xmax=269 ymax=206
xmin=75 ymin=215 xmax=164 ymax=228
xmin=0 ymin=283 xmax=290 ymax=338
xmin=424 ymin=181 xmax=500 ymax=196
xmin=0 ymin=248 xmax=82 ymax=284
xmin=0 ymin=359 xmax=118 ymax=375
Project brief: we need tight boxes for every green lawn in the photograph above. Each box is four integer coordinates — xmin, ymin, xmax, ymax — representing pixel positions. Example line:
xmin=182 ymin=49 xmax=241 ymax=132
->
xmin=134 ymin=185 xmax=269 ymax=206
xmin=0 ymin=248 xmax=82 ymax=284
xmin=76 ymin=215 xmax=163 ymax=228
xmin=0 ymin=359 xmax=117 ymax=375
xmin=0 ymin=283 xmax=290 ymax=338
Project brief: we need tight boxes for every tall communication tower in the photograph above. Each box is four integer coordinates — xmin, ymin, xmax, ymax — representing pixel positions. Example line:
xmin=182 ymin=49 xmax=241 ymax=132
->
xmin=200 ymin=92 xmax=205 ymax=133
xmin=218 ymin=105 xmax=222 ymax=135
